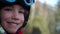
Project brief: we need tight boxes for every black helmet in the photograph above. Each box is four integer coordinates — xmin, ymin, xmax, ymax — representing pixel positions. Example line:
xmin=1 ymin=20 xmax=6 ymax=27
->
xmin=0 ymin=0 xmax=34 ymax=28
xmin=0 ymin=0 xmax=34 ymax=11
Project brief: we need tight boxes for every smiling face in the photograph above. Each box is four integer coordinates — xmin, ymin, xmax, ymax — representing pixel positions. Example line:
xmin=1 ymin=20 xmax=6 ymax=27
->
xmin=0 ymin=5 xmax=25 ymax=34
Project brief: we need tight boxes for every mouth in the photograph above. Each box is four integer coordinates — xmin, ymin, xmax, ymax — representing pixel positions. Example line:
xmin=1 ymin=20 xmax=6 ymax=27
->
xmin=6 ymin=21 xmax=21 ymax=29
xmin=7 ymin=21 xmax=20 ymax=25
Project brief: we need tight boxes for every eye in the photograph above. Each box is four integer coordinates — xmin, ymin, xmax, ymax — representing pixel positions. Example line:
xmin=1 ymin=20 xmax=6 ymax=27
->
xmin=4 ymin=8 xmax=13 ymax=12
xmin=19 ymin=11 xmax=25 ymax=14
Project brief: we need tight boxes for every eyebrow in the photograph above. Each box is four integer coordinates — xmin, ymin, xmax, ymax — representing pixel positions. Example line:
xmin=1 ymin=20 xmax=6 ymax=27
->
xmin=2 ymin=6 xmax=13 ymax=9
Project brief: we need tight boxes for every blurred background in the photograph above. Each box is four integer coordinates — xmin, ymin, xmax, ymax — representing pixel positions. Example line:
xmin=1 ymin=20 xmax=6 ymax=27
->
xmin=0 ymin=0 xmax=60 ymax=34
xmin=23 ymin=0 xmax=60 ymax=34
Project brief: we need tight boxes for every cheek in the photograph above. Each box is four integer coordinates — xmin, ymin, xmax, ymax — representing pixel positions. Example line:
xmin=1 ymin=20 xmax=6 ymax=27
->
xmin=1 ymin=13 xmax=12 ymax=20
xmin=19 ymin=15 xmax=24 ymax=21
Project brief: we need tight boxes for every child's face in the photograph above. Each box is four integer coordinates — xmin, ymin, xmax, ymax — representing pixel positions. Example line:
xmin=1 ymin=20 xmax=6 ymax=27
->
xmin=1 ymin=5 xmax=24 ymax=33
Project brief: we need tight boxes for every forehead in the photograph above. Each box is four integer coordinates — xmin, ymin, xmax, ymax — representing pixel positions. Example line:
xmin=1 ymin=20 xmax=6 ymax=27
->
xmin=12 ymin=5 xmax=24 ymax=9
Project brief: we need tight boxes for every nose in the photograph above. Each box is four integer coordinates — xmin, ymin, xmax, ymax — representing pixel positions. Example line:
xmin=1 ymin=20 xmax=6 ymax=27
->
xmin=11 ymin=12 xmax=19 ymax=20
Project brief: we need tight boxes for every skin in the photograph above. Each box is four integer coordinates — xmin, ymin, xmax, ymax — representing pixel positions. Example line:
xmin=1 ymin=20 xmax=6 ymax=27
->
xmin=0 ymin=5 xmax=25 ymax=34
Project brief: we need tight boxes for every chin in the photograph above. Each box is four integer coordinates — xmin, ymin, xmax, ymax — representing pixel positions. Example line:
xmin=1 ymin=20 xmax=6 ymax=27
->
xmin=6 ymin=28 xmax=18 ymax=34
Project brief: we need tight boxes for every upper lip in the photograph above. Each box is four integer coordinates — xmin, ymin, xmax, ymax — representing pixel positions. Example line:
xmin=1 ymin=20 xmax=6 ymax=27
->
xmin=7 ymin=21 xmax=20 ymax=25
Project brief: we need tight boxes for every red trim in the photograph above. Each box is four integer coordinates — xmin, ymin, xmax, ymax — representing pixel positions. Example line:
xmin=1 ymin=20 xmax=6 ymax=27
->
xmin=18 ymin=30 xmax=23 ymax=34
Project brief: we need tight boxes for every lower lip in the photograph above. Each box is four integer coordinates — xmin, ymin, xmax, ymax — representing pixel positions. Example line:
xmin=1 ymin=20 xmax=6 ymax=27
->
xmin=10 ymin=23 xmax=17 ymax=25
xmin=7 ymin=22 xmax=19 ymax=27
